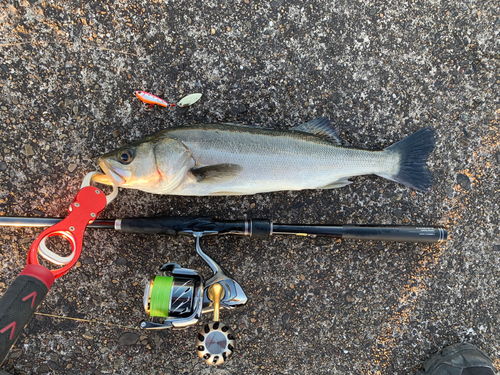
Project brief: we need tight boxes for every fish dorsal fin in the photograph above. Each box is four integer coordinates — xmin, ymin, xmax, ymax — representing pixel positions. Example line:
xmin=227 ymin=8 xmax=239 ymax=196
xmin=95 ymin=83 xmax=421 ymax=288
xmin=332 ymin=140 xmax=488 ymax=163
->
xmin=190 ymin=163 xmax=243 ymax=184
xmin=291 ymin=117 xmax=342 ymax=145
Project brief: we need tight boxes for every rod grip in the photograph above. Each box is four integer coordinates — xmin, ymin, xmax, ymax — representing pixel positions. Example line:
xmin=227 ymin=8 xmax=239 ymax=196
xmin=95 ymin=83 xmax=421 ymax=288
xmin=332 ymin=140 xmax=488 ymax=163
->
xmin=0 ymin=265 xmax=54 ymax=365
xmin=342 ymin=226 xmax=447 ymax=243
xmin=119 ymin=217 xmax=247 ymax=235
xmin=119 ymin=216 xmax=202 ymax=234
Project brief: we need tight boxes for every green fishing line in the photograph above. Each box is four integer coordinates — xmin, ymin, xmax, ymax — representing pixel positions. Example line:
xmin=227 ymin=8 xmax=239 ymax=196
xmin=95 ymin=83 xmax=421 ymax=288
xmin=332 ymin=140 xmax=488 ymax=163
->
xmin=149 ymin=275 xmax=173 ymax=317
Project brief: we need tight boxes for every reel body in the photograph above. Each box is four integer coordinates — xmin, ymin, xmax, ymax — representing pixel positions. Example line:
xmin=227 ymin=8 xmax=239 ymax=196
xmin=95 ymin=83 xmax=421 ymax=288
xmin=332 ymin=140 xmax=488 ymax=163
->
xmin=140 ymin=232 xmax=247 ymax=364
xmin=142 ymin=264 xmax=204 ymax=329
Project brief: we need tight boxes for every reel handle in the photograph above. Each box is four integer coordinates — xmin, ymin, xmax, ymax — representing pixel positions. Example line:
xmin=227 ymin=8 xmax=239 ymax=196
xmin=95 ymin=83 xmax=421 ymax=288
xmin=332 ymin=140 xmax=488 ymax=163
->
xmin=0 ymin=265 xmax=54 ymax=365
xmin=207 ymin=283 xmax=224 ymax=322
xmin=197 ymin=282 xmax=236 ymax=366
xmin=197 ymin=321 xmax=235 ymax=366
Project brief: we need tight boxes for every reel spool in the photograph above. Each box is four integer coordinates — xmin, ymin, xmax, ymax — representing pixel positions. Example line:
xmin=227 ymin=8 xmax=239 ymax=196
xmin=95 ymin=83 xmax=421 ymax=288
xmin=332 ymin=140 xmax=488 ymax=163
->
xmin=143 ymin=266 xmax=203 ymax=326
xmin=140 ymin=232 xmax=247 ymax=365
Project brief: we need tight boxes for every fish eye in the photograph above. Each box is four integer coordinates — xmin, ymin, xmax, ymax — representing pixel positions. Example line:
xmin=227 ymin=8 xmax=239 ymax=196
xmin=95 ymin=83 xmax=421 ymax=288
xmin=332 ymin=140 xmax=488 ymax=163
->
xmin=118 ymin=149 xmax=134 ymax=164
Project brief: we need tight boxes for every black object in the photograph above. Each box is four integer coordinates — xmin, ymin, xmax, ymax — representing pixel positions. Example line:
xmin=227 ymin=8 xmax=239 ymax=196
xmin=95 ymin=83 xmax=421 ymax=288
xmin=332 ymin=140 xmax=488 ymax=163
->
xmin=118 ymin=217 xmax=447 ymax=243
xmin=0 ymin=216 xmax=447 ymax=243
xmin=0 ymin=265 xmax=55 ymax=365
xmin=417 ymin=343 xmax=496 ymax=375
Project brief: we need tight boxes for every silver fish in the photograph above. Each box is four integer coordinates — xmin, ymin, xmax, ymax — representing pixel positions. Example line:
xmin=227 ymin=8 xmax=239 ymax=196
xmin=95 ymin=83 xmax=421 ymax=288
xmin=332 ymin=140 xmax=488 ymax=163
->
xmin=94 ymin=117 xmax=435 ymax=195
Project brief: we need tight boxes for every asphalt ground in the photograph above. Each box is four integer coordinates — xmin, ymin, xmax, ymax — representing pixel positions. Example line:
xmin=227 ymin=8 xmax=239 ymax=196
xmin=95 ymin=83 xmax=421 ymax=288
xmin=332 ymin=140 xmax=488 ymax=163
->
xmin=0 ymin=0 xmax=499 ymax=374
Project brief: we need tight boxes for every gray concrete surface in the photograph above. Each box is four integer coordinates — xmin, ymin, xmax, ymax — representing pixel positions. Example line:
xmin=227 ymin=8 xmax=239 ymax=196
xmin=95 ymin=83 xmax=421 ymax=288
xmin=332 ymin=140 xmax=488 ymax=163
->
xmin=0 ymin=0 xmax=499 ymax=374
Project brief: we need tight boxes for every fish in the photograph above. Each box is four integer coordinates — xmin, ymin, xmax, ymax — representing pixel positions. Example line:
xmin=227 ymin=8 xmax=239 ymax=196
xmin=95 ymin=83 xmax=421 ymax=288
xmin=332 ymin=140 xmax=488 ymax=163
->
xmin=135 ymin=91 xmax=175 ymax=108
xmin=93 ymin=117 xmax=436 ymax=196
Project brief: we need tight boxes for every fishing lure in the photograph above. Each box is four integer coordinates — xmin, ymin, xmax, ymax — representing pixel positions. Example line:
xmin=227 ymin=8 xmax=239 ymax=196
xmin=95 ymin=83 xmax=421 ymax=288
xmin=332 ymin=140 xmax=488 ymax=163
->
xmin=177 ymin=93 xmax=202 ymax=107
xmin=135 ymin=91 xmax=203 ymax=108
xmin=134 ymin=91 xmax=175 ymax=108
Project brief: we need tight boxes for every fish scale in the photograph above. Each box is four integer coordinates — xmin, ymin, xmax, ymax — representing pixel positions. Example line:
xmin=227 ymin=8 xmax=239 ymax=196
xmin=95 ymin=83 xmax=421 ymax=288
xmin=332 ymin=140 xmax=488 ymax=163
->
xmin=165 ymin=126 xmax=397 ymax=195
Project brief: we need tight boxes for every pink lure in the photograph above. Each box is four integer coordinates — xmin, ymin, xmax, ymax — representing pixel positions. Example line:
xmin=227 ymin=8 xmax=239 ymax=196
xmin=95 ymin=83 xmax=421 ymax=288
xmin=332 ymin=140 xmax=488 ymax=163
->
xmin=134 ymin=91 xmax=175 ymax=108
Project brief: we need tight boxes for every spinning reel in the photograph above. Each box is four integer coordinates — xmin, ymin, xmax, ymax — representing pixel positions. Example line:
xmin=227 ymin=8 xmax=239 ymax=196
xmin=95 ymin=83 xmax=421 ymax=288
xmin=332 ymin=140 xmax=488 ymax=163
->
xmin=140 ymin=232 xmax=248 ymax=365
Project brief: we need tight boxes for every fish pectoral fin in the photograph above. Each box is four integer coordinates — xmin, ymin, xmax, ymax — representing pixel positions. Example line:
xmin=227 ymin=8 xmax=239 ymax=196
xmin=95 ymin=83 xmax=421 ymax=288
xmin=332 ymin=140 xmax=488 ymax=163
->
xmin=291 ymin=117 xmax=342 ymax=145
xmin=190 ymin=164 xmax=243 ymax=184
xmin=320 ymin=178 xmax=352 ymax=189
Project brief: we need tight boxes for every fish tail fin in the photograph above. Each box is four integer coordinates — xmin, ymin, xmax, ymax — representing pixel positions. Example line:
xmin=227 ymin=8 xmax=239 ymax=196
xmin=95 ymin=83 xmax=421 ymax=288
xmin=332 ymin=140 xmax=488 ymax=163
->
xmin=378 ymin=128 xmax=436 ymax=191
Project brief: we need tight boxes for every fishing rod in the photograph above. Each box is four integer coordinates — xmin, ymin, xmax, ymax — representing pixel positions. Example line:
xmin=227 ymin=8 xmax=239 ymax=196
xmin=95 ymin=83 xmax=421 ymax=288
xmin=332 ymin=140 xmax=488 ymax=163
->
xmin=0 ymin=212 xmax=446 ymax=366
xmin=0 ymin=214 xmax=446 ymax=366
xmin=0 ymin=216 xmax=447 ymax=243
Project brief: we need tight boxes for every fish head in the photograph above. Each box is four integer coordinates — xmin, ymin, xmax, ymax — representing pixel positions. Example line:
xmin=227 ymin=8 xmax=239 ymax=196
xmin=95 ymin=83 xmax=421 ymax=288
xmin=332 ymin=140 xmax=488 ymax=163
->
xmin=95 ymin=136 xmax=194 ymax=193
xmin=135 ymin=91 xmax=149 ymax=99
xmin=96 ymin=140 xmax=159 ymax=188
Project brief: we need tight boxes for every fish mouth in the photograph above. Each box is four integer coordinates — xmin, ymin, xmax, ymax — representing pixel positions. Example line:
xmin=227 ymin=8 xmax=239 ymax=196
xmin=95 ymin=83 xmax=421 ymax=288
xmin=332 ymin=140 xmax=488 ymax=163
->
xmin=91 ymin=172 xmax=114 ymax=185
xmin=95 ymin=158 xmax=127 ymax=186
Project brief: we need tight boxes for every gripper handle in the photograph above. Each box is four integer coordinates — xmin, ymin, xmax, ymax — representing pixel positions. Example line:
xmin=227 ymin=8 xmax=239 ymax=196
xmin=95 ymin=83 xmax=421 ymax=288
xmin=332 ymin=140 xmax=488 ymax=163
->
xmin=0 ymin=265 xmax=54 ymax=365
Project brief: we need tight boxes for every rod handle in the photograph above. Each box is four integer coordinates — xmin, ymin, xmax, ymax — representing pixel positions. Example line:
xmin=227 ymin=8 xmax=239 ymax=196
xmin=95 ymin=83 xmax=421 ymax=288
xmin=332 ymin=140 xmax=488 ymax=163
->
xmin=0 ymin=265 xmax=54 ymax=365
xmin=119 ymin=217 xmax=247 ymax=235
xmin=342 ymin=226 xmax=447 ymax=243
xmin=119 ymin=216 xmax=211 ymax=234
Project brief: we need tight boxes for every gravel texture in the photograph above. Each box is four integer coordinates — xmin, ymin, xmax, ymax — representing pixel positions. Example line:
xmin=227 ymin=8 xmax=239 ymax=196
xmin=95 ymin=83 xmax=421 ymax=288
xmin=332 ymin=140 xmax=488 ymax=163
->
xmin=0 ymin=0 xmax=499 ymax=374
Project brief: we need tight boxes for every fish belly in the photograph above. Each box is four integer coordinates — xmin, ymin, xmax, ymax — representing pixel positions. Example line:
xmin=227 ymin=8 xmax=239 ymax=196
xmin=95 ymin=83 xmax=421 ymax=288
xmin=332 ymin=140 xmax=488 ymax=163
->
xmin=165 ymin=126 xmax=398 ymax=195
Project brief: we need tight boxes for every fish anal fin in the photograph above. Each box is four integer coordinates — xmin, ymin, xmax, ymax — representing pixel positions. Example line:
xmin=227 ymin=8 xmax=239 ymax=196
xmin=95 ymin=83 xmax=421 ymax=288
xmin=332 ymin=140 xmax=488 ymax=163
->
xmin=190 ymin=164 xmax=243 ymax=184
xmin=209 ymin=191 xmax=245 ymax=196
xmin=320 ymin=178 xmax=352 ymax=189
xmin=291 ymin=117 xmax=342 ymax=145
